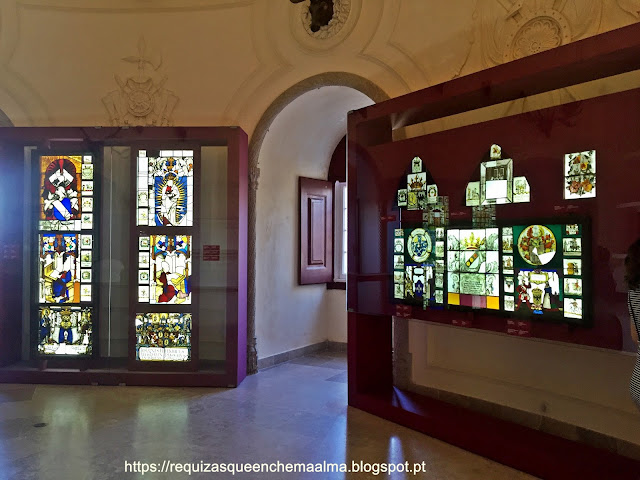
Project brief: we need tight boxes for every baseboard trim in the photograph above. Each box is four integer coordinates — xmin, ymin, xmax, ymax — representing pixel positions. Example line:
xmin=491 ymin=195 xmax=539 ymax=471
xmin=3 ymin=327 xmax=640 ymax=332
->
xmin=257 ymin=341 xmax=347 ymax=370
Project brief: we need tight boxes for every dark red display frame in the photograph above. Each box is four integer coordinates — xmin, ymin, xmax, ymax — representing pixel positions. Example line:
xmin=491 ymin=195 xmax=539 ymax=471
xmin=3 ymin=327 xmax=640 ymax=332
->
xmin=348 ymin=24 xmax=640 ymax=478
xmin=0 ymin=127 xmax=247 ymax=387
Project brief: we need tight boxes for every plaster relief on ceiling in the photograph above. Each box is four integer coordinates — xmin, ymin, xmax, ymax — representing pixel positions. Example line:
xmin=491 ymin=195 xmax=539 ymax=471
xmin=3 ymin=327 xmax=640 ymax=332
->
xmin=473 ymin=0 xmax=602 ymax=68
xmin=102 ymin=38 xmax=178 ymax=126
xmin=290 ymin=0 xmax=359 ymax=51
xmin=506 ymin=11 xmax=571 ymax=61
xmin=299 ymin=0 xmax=351 ymax=39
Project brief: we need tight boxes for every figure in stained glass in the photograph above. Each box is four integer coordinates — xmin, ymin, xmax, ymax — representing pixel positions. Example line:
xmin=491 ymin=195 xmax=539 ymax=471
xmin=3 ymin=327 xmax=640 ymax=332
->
xmin=41 ymin=157 xmax=81 ymax=220
xmin=150 ymin=235 xmax=192 ymax=304
xmin=39 ymin=234 xmax=80 ymax=304
xmin=138 ymin=151 xmax=194 ymax=227
xmin=40 ymin=156 xmax=84 ymax=231
xmin=38 ymin=307 xmax=92 ymax=355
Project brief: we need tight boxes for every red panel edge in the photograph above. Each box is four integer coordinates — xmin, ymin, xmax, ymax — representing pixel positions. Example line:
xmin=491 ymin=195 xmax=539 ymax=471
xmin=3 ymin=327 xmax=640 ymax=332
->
xmin=226 ymin=128 xmax=248 ymax=386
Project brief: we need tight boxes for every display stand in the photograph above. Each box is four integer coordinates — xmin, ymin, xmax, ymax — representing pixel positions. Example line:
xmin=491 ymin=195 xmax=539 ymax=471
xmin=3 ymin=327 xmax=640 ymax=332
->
xmin=347 ymin=24 xmax=640 ymax=478
xmin=0 ymin=127 xmax=247 ymax=387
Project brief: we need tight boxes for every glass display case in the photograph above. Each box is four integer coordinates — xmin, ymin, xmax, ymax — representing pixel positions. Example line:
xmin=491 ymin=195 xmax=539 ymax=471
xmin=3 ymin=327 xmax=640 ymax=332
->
xmin=0 ymin=127 xmax=247 ymax=386
xmin=347 ymin=23 xmax=640 ymax=478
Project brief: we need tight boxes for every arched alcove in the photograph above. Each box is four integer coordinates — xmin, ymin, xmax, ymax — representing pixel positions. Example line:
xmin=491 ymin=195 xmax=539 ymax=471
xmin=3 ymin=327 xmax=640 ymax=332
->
xmin=247 ymin=73 xmax=388 ymax=372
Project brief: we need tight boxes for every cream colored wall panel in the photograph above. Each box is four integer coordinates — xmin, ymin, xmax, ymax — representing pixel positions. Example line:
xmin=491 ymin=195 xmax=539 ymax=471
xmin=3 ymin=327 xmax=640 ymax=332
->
xmin=408 ymin=321 xmax=640 ymax=443
xmin=425 ymin=325 xmax=634 ymax=409
xmin=417 ymin=361 xmax=640 ymax=444
xmin=325 ymin=290 xmax=347 ymax=343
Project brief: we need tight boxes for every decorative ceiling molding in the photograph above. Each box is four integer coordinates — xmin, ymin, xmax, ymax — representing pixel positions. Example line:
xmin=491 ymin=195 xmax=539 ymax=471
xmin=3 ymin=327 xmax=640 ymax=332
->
xmin=472 ymin=0 xmax=603 ymax=69
xmin=222 ymin=0 xmax=291 ymax=127
xmin=299 ymin=0 xmax=351 ymax=39
xmin=0 ymin=1 xmax=20 ymax=64
xmin=503 ymin=9 xmax=571 ymax=62
xmin=102 ymin=37 xmax=178 ymax=126
xmin=366 ymin=0 xmax=430 ymax=91
xmin=290 ymin=0 xmax=361 ymax=51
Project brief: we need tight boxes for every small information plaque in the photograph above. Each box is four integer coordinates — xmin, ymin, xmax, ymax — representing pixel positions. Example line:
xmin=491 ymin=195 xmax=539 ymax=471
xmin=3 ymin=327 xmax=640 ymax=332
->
xmin=203 ymin=245 xmax=220 ymax=261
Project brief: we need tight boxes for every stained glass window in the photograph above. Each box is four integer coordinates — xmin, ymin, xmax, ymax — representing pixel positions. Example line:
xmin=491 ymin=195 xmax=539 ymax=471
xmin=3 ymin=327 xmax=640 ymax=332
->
xmin=503 ymin=223 xmax=585 ymax=320
xmin=465 ymin=145 xmax=529 ymax=206
xmin=134 ymin=148 xmax=197 ymax=364
xmin=447 ymin=228 xmax=500 ymax=309
xmin=564 ymin=150 xmax=596 ymax=199
xmin=393 ymin=228 xmax=440 ymax=307
xmin=38 ymin=306 xmax=93 ymax=355
xmin=38 ymin=233 xmax=80 ymax=304
xmin=137 ymin=235 xmax=192 ymax=304
xmin=136 ymin=150 xmax=194 ymax=227
xmin=40 ymin=155 xmax=94 ymax=231
xmin=36 ymin=154 xmax=96 ymax=356
xmin=135 ymin=313 xmax=192 ymax=361
xmin=480 ymin=159 xmax=513 ymax=205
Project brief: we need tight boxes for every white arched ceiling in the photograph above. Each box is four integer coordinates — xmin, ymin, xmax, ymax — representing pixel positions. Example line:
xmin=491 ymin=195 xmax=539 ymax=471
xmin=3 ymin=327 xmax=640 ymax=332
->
xmin=255 ymin=85 xmax=373 ymax=361
xmin=259 ymin=86 xmax=373 ymax=176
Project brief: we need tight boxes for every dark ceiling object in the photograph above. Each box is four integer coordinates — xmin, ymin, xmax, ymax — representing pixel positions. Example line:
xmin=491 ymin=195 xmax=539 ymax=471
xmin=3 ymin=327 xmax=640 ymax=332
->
xmin=290 ymin=0 xmax=335 ymax=33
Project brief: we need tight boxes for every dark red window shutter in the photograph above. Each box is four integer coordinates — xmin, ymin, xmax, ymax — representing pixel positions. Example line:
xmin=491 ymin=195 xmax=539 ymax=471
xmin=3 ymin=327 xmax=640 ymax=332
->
xmin=299 ymin=176 xmax=333 ymax=284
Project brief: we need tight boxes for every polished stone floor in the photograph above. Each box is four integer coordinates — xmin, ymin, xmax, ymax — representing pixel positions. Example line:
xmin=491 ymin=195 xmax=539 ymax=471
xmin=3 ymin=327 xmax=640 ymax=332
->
xmin=0 ymin=352 xmax=536 ymax=479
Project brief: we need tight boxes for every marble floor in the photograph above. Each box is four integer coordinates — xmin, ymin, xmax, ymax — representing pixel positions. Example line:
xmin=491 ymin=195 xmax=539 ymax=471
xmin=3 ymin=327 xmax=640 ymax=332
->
xmin=0 ymin=351 xmax=536 ymax=479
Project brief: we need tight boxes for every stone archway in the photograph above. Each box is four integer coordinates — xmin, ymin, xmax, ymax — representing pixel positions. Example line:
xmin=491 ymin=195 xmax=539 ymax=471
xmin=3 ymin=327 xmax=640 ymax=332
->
xmin=246 ymin=72 xmax=389 ymax=373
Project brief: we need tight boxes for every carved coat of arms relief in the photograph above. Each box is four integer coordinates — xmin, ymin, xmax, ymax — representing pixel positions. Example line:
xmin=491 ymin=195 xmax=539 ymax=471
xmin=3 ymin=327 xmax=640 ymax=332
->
xmin=103 ymin=38 xmax=179 ymax=126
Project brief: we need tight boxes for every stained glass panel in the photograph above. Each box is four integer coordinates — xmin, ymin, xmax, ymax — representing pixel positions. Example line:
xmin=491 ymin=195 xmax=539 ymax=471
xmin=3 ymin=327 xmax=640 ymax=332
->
xmin=137 ymin=234 xmax=192 ymax=304
xmin=564 ymin=150 xmax=596 ymax=200
xmin=40 ymin=156 xmax=82 ymax=230
xmin=38 ymin=233 xmax=80 ymax=304
xmin=36 ymin=153 xmax=97 ymax=356
xmin=38 ymin=306 xmax=92 ymax=355
xmin=135 ymin=313 xmax=192 ymax=361
xmin=136 ymin=150 xmax=194 ymax=227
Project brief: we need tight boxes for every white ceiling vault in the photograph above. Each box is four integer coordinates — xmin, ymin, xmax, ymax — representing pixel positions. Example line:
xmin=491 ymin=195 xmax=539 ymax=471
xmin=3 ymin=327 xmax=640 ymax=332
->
xmin=0 ymin=0 xmax=636 ymax=132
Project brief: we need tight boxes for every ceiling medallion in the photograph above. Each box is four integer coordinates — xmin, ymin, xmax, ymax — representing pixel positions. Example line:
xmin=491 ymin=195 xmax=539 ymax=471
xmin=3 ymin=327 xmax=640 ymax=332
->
xmin=504 ymin=9 xmax=571 ymax=62
xmin=293 ymin=0 xmax=352 ymax=39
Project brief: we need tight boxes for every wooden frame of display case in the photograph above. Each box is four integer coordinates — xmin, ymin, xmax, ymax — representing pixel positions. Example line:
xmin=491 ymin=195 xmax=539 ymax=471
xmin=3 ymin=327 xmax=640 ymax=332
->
xmin=0 ymin=127 xmax=247 ymax=387
xmin=347 ymin=24 xmax=640 ymax=479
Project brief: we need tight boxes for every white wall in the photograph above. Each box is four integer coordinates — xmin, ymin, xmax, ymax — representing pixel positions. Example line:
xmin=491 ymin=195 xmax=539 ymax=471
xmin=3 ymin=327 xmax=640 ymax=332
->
xmin=255 ymin=86 xmax=372 ymax=358
xmin=409 ymin=321 xmax=640 ymax=443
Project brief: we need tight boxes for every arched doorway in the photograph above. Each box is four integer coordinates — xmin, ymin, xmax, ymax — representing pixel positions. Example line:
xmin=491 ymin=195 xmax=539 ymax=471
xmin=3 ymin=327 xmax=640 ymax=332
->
xmin=247 ymin=73 xmax=388 ymax=373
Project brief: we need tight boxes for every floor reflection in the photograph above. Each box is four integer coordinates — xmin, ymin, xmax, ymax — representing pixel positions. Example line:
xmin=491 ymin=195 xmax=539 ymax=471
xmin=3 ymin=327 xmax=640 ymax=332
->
xmin=0 ymin=351 xmax=536 ymax=479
